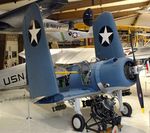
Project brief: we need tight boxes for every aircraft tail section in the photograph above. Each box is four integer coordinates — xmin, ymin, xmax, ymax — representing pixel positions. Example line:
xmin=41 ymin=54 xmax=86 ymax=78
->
xmin=93 ymin=12 xmax=124 ymax=60
xmin=23 ymin=4 xmax=63 ymax=100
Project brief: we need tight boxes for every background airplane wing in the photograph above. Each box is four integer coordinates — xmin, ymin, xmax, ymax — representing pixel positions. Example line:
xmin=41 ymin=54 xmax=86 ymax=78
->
xmin=128 ymin=47 xmax=150 ymax=60
xmin=52 ymin=48 xmax=96 ymax=64
xmin=19 ymin=48 xmax=96 ymax=64
xmin=0 ymin=0 xmax=68 ymax=31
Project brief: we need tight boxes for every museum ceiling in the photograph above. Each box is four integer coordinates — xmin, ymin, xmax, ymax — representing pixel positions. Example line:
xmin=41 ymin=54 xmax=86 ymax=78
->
xmin=0 ymin=0 xmax=150 ymax=26
xmin=49 ymin=0 xmax=150 ymax=24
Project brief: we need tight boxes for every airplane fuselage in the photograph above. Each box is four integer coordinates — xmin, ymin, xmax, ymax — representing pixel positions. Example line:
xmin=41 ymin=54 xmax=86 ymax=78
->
xmin=3 ymin=73 xmax=25 ymax=86
xmin=0 ymin=63 xmax=26 ymax=89
xmin=0 ymin=56 xmax=136 ymax=93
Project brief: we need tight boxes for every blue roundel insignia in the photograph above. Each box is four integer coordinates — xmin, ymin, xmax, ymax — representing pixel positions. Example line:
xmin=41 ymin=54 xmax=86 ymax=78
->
xmin=28 ymin=20 xmax=41 ymax=47
xmin=99 ymin=26 xmax=113 ymax=47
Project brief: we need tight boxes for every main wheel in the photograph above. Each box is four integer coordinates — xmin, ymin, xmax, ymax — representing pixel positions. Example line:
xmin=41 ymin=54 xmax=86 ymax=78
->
xmin=121 ymin=102 xmax=132 ymax=117
xmin=72 ymin=114 xmax=85 ymax=132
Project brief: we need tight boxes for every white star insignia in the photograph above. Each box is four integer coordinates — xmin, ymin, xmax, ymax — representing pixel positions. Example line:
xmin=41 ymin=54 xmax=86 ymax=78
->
xmin=29 ymin=20 xmax=41 ymax=44
xmin=72 ymin=32 xmax=78 ymax=38
xmin=99 ymin=26 xmax=112 ymax=44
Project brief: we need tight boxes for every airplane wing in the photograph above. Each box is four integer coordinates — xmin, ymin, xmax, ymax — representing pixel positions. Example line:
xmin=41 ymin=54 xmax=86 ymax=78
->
xmin=0 ymin=0 xmax=68 ymax=31
xmin=128 ymin=47 xmax=150 ymax=60
xmin=19 ymin=46 xmax=150 ymax=65
xmin=51 ymin=48 xmax=96 ymax=64
xmin=19 ymin=48 xmax=96 ymax=64
xmin=36 ymin=88 xmax=100 ymax=104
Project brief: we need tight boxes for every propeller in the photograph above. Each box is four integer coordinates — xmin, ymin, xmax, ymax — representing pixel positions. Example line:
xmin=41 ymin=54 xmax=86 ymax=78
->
xmin=129 ymin=31 xmax=144 ymax=113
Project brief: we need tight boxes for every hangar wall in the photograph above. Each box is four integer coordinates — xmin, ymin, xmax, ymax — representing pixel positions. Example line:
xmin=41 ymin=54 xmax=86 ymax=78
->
xmin=0 ymin=34 xmax=6 ymax=70
xmin=18 ymin=35 xmax=24 ymax=64
xmin=0 ymin=34 xmax=24 ymax=70
xmin=4 ymin=34 xmax=18 ymax=68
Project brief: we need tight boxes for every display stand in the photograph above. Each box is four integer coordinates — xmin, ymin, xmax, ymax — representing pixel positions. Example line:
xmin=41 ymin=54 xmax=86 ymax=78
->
xmin=84 ymin=96 xmax=122 ymax=133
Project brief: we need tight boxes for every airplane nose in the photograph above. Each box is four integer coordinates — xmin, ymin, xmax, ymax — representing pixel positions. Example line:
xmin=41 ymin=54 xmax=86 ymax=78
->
xmin=93 ymin=57 xmax=135 ymax=90
xmin=124 ymin=60 xmax=136 ymax=82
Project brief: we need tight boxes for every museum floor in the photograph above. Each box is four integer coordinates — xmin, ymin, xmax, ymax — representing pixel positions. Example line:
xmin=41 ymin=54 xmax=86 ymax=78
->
xmin=0 ymin=87 xmax=149 ymax=133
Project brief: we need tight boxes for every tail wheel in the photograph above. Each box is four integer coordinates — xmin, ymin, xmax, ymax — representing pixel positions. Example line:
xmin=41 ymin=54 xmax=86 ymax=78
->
xmin=72 ymin=114 xmax=85 ymax=132
xmin=121 ymin=102 xmax=132 ymax=117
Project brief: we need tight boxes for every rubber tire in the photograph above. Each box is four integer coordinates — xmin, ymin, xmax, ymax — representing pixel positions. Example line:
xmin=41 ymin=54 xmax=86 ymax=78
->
xmin=121 ymin=102 xmax=132 ymax=117
xmin=72 ymin=114 xmax=85 ymax=132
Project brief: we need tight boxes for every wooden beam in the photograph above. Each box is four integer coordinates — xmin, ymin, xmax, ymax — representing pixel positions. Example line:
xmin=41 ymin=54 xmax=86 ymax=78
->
xmin=113 ymin=10 xmax=138 ymax=19
xmin=94 ymin=10 xmax=138 ymax=19
xmin=132 ymin=1 xmax=150 ymax=25
xmin=59 ymin=0 xmax=125 ymax=11
xmin=115 ymin=14 xmax=137 ymax=21
xmin=49 ymin=1 xmax=149 ymax=20
xmin=117 ymin=25 xmax=150 ymax=33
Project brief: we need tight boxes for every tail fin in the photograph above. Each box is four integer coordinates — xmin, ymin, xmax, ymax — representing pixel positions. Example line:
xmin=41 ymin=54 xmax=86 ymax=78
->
xmin=93 ymin=12 xmax=124 ymax=60
xmin=23 ymin=4 xmax=61 ymax=99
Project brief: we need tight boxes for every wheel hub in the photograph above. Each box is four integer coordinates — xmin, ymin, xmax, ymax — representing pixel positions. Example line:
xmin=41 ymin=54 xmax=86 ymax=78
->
xmin=73 ymin=118 xmax=81 ymax=129
xmin=122 ymin=105 xmax=128 ymax=115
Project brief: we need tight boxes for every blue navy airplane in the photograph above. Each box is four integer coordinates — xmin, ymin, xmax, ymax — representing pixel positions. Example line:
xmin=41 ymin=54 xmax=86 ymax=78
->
xmin=23 ymin=0 xmax=144 ymax=119
xmin=0 ymin=2 xmax=144 ymax=131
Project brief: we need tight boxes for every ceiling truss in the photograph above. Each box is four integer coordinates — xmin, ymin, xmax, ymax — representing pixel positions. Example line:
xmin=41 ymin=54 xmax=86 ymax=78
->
xmin=49 ymin=0 xmax=150 ymax=23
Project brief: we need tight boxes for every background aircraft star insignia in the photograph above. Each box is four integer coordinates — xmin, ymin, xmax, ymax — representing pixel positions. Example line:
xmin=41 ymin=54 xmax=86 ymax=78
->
xmin=99 ymin=26 xmax=113 ymax=47
xmin=28 ymin=20 xmax=41 ymax=47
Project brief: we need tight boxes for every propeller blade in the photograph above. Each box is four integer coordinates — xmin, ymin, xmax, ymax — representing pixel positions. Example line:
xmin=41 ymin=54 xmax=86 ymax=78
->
xmin=129 ymin=31 xmax=144 ymax=112
xmin=136 ymin=74 xmax=144 ymax=112
xmin=129 ymin=32 xmax=136 ymax=64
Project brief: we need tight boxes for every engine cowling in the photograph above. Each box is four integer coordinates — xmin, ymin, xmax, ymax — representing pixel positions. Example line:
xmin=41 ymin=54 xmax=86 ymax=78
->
xmin=91 ymin=57 xmax=136 ymax=92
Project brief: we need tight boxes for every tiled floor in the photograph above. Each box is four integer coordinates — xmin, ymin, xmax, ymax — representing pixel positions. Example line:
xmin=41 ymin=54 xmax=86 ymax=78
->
xmin=0 ymin=88 xmax=149 ymax=133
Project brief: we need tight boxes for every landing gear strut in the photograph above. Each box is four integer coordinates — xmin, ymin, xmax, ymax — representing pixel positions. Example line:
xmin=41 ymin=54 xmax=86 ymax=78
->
xmin=72 ymin=98 xmax=85 ymax=132
xmin=116 ymin=90 xmax=133 ymax=117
